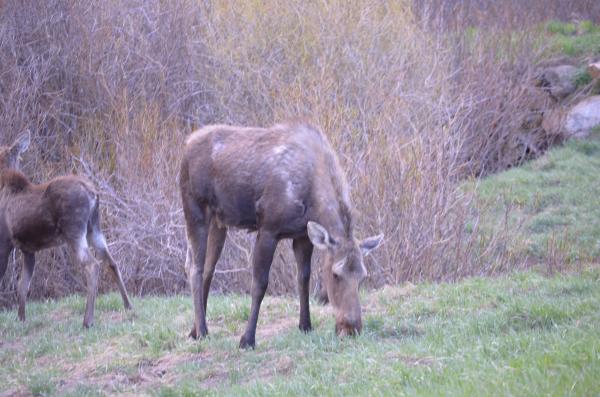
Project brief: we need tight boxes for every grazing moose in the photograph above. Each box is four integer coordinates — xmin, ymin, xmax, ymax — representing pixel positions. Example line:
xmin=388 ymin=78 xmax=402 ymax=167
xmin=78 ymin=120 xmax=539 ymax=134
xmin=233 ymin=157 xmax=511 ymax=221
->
xmin=0 ymin=132 xmax=132 ymax=327
xmin=180 ymin=122 xmax=383 ymax=348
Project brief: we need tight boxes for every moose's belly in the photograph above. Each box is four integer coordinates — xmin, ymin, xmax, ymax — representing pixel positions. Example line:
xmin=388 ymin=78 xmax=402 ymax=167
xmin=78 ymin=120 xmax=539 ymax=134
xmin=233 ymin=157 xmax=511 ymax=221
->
xmin=210 ymin=193 xmax=258 ymax=230
xmin=8 ymin=213 xmax=61 ymax=252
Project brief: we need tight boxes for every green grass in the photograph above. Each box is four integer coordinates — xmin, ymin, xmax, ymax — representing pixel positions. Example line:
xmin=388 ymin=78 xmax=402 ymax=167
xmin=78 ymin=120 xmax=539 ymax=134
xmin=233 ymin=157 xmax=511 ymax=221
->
xmin=474 ymin=136 xmax=600 ymax=262
xmin=545 ymin=20 xmax=600 ymax=56
xmin=1 ymin=269 xmax=600 ymax=396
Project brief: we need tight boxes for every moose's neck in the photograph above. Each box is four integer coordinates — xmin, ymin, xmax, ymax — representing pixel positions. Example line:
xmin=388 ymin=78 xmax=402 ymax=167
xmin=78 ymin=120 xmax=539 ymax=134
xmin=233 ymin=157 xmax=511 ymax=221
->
xmin=312 ymin=197 xmax=354 ymax=241
xmin=0 ymin=169 xmax=32 ymax=195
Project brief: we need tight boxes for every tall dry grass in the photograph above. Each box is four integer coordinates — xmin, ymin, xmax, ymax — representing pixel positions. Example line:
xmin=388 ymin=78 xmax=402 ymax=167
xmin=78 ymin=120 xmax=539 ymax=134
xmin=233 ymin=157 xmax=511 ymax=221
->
xmin=0 ymin=0 xmax=596 ymax=306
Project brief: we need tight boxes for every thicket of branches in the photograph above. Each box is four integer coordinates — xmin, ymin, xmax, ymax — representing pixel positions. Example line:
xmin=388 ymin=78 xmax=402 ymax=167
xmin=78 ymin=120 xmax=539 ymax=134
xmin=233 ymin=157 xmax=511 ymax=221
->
xmin=1 ymin=0 xmax=597 ymax=306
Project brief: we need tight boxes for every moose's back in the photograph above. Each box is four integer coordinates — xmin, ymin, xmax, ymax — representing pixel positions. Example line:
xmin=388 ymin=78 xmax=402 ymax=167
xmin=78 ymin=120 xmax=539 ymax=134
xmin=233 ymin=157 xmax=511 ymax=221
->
xmin=181 ymin=123 xmax=335 ymax=236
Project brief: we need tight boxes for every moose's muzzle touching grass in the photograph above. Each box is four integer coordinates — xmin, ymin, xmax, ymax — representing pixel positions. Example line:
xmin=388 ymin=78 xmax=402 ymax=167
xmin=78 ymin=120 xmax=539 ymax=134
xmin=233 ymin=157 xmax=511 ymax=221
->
xmin=0 ymin=131 xmax=132 ymax=328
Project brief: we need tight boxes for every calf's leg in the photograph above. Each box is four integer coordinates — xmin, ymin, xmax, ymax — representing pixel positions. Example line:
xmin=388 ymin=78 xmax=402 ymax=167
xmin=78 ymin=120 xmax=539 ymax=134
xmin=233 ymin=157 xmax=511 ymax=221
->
xmin=0 ymin=241 xmax=12 ymax=281
xmin=70 ymin=236 xmax=100 ymax=328
xmin=89 ymin=230 xmax=132 ymax=310
xmin=17 ymin=252 xmax=35 ymax=321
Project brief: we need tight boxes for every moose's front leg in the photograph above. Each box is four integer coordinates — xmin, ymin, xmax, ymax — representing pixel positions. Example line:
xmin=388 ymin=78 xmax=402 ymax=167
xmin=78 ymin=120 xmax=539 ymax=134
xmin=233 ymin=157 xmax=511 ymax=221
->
xmin=293 ymin=236 xmax=313 ymax=332
xmin=17 ymin=252 xmax=35 ymax=321
xmin=239 ymin=230 xmax=278 ymax=349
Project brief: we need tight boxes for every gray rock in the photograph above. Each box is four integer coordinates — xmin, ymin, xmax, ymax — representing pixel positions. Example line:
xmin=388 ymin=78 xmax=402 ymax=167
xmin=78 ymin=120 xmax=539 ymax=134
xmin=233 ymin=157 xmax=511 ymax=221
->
xmin=536 ymin=65 xmax=579 ymax=100
xmin=588 ymin=61 xmax=600 ymax=80
xmin=564 ymin=96 xmax=600 ymax=138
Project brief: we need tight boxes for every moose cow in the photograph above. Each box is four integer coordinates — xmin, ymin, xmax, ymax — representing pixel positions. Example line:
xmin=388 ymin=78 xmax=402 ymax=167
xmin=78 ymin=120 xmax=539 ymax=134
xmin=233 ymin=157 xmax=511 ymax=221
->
xmin=0 ymin=132 xmax=132 ymax=327
xmin=180 ymin=122 xmax=383 ymax=348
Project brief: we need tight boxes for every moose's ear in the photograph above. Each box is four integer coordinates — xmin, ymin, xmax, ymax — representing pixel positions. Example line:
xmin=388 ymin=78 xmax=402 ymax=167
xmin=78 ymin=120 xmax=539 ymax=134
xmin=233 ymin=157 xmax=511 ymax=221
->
xmin=307 ymin=221 xmax=336 ymax=250
xmin=11 ymin=131 xmax=31 ymax=155
xmin=8 ymin=131 xmax=31 ymax=168
xmin=360 ymin=233 xmax=384 ymax=256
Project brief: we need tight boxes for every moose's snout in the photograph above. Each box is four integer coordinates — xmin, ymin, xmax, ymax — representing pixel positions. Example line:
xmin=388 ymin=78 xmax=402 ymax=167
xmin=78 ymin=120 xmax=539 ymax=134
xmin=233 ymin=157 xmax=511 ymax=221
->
xmin=335 ymin=313 xmax=362 ymax=337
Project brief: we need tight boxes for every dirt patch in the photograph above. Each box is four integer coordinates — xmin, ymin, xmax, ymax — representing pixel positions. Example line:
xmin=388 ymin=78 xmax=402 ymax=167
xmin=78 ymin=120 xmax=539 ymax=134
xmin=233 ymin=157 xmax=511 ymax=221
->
xmin=49 ymin=307 xmax=73 ymax=323
xmin=385 ymin=352 xmax=439 ymax=368
xmin=244 ymin=353 xmax=296 ymax=387
xmin=256 ymin=316 xmax=297 ymax=340
xmin=0 ymin=388 xmax=30 ymax=397
xmin=55 ymin=348 xmax=217 ymax=394
xmin=0 ymin=338 xmax=24 ymax=352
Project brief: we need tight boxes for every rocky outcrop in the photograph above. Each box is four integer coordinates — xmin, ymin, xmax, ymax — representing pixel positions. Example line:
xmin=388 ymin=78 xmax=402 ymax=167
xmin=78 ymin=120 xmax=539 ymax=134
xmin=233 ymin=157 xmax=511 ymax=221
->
xmin=563 ymin=96 xmax=600 ymax=138
xmin=535 ymin=65 xmax=579 ymax=100
xmin=588 ymin=62 xmax=600 ymax=80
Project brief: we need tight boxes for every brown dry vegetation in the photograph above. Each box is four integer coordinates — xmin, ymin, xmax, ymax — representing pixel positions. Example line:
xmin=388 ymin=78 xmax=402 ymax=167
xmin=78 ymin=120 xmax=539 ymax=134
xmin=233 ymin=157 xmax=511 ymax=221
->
xmin=1 ymin=0 xmax=598 ymax=306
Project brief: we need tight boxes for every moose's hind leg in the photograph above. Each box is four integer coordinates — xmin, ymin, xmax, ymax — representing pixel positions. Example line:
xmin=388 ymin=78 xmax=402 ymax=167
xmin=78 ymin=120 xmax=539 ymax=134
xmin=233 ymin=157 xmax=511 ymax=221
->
xmin=202 ymin=219 xmax=227 ymax=314
xmin=89 ymin=229 xmax=132 ymax=310
xmin=0 ymin=241 xmax=12 ymax=281
xmin=70 ymin=235 xmax=100 ymax=328
xmin=183 ymin=201 xmax=210 ymax=340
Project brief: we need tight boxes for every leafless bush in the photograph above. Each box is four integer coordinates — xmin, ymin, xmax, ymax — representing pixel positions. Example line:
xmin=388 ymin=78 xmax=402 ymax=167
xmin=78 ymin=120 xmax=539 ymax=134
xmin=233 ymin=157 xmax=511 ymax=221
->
xmin=1 ymin=0 xmax=597 ymax=307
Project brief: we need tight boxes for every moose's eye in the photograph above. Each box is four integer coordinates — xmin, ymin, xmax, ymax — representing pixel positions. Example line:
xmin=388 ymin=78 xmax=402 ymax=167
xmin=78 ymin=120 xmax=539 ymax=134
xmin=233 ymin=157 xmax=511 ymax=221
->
xmin=332 ymin=260 xmax=345 ymax=282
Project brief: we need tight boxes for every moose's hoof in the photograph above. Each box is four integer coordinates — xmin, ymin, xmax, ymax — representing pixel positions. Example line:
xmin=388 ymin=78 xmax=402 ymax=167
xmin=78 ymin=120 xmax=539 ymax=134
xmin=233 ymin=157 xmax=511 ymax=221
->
xmin=299 ymin=322 xmax=313 ymax=333
xmin=189 ymin=325 xmax=208 ymax=340
xmin=189 ymin=327 xmax=197 ymax=339
xmin=239 ymin=334 xmax=256 ymax=350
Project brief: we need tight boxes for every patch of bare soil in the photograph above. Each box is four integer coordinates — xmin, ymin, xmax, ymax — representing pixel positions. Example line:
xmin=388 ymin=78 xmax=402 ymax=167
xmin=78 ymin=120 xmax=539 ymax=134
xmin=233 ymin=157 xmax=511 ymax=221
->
xmin=57 ymin=348 xmax=217 ymax=394
xmin=0 ymin=338 xmax=24 ymax=353
xmin=0 ymin=389 xmax=30 ymax=397
xmin=49 ymin=307 xmax=73 ymax=323
xmin=385 ymin=351 xmax=440 ymax=368
xmin=256 ymin=316 xmax=297 ymax=340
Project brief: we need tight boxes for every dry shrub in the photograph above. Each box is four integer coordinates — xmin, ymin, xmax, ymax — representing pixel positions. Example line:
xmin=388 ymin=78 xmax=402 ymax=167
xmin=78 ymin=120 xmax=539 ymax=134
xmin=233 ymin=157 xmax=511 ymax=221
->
xmin=0 ymin=0 xmax=597 ymax=306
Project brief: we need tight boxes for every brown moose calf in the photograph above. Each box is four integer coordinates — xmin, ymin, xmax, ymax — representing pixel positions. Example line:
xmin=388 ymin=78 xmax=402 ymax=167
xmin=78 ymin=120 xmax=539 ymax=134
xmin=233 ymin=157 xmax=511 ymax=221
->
xmin=0 ymin=132 xmax=132 ymax=327
xmin=180 ymin=122 xmax=383 ymax=349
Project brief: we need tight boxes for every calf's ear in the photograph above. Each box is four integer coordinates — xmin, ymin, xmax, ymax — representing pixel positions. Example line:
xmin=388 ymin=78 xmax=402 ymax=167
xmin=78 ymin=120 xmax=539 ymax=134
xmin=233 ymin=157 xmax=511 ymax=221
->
xmin=8 ymin=131 xmax=31 ymax=168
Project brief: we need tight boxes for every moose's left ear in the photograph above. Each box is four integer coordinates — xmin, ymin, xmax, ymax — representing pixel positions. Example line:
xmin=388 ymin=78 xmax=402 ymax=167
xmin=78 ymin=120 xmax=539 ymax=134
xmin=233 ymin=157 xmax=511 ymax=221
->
xmin=359 ymin=234 xmax=384 ymax=256
xmin=8 ymin=131 xmax=31 ymax=168
xmin=11 ymin=131 xmax=31 ymax=154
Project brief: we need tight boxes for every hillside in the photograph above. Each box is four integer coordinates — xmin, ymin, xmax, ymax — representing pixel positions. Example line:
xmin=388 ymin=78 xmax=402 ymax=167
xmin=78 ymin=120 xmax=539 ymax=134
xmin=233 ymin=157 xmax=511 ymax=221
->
xmin=474 ymin=132 xmax=600 ymax=264
xmin=1 ymin=269 xmax=599 ymax=396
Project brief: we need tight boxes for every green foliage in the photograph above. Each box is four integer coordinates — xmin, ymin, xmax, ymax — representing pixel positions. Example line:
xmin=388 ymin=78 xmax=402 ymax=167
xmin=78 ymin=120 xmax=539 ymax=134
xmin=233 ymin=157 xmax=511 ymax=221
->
xmin=578 ymin=20 xmax=599 ymax=34
xmin=1 ymin=271 xmax=599 ymax=396
xmin=546 ymin=20 xmax=576 ymax=35
xmin=574 ymin=69 xmax=593 ymax=88
xmin=27 ymin=373 xmax=56 ymax=397
xmin=545 ymin=20 xmax=600 ymax=56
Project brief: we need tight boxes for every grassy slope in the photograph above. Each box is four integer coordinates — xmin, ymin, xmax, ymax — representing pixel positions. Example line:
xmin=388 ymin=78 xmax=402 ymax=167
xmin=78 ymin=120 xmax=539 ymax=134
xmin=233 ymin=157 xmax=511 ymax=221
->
xmin=475 ymin=134 xmax=600 ymax=262
xmin=1 ymin=269 xmax=599 ymax=396
xmin=545 ymin=19 xmax=600 ymax=56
